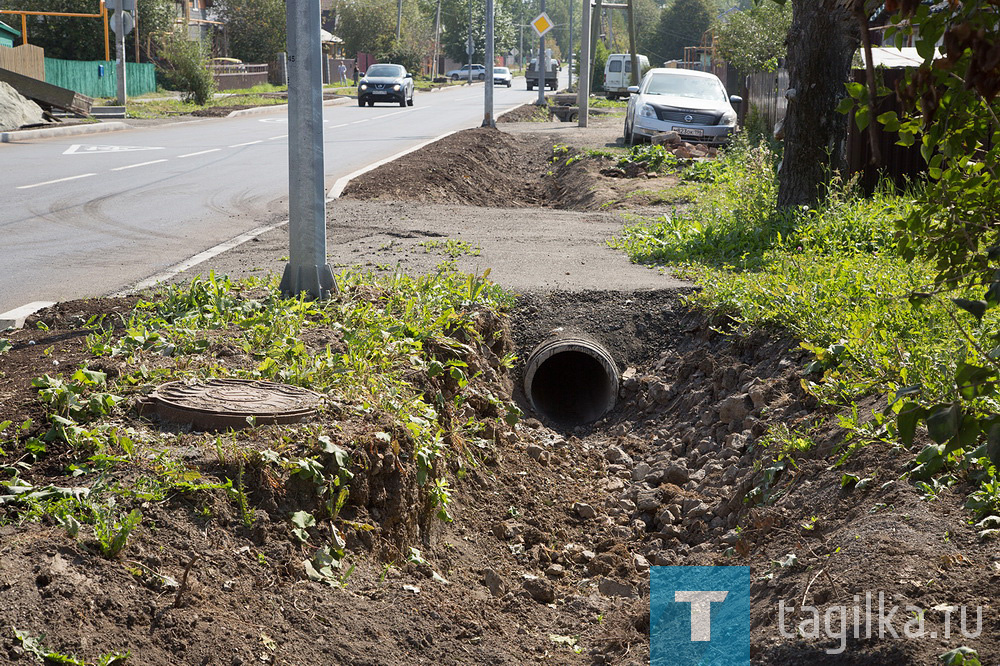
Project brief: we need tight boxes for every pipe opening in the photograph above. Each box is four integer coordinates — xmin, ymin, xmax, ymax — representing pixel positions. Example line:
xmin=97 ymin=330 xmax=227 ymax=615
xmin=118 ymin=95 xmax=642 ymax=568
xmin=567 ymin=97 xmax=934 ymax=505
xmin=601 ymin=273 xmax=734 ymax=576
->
xmin=524 ymin=339 xmax=619 ymax=425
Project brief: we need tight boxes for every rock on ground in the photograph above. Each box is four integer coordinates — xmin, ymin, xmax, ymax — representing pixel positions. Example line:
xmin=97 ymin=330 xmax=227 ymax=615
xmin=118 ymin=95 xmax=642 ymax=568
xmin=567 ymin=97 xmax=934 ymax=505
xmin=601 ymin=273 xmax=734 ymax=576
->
xmin=0 ymin=81 xmax=43 ymax=132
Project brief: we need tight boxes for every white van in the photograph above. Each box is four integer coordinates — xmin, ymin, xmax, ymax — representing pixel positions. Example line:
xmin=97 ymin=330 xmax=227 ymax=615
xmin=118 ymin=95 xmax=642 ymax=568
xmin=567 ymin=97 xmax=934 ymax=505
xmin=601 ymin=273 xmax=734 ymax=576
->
xmin=604 ymin=53 xmax=649 ymax=100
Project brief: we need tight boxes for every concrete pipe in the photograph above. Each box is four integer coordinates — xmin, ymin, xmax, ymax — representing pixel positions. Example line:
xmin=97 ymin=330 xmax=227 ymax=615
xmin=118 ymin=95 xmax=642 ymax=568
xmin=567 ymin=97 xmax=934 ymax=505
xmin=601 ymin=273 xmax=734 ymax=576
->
xmin=523 ymin=334 xmax=620 ymax=425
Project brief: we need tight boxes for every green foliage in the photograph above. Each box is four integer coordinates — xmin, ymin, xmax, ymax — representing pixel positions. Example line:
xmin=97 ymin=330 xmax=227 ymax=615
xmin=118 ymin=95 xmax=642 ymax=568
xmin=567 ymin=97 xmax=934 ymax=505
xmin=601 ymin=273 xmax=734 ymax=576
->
xmin=13 ymin=627 xmax=130 ymax=665
xmin=940 ymin=646 xmax=982 ymax=666
xmin=714 ymin=2 xmax=791 ymax=73
xmin=154 ymin=33 xmax=216 ymax=105
xmin=214 ymin=0 xmax=286 ymax=64
xmin=93 ymin=507 xmax=142 ymax=558
xmin=4 ymin=0 xmax=171 ymax=61
xmin=652 ymin=0 xmax=711 ymax=62
xmin=591 ymin=40 xmax=609 ymax=93
xmin=438 ymin=0 xmax=518 ymax=64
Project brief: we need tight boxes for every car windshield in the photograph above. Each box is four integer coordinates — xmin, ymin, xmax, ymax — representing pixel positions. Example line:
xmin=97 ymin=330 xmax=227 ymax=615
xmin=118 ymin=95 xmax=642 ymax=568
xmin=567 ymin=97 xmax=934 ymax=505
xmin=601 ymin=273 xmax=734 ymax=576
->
xmin=643 ymin=73 xmax=726 ymax=101
xmin=496 ymin=68 xmax=509 ymax=74
xmin=366 ymin=64 xmax=404 ymax=78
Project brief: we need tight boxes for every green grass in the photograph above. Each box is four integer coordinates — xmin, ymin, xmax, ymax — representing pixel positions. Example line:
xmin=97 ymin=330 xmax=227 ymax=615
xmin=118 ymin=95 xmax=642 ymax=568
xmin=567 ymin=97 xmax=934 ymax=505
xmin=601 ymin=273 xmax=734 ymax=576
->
xmin=126 ymin=94 xmax=287 ymax=118
xmin=610 ymin=134 xmax=1000 ymax=518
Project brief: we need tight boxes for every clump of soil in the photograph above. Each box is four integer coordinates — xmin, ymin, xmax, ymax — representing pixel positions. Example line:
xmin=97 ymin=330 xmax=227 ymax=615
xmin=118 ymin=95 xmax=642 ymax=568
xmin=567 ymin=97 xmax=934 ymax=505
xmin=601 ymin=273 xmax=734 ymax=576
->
xmin=497 ymin=103 xmax=552 ymax=123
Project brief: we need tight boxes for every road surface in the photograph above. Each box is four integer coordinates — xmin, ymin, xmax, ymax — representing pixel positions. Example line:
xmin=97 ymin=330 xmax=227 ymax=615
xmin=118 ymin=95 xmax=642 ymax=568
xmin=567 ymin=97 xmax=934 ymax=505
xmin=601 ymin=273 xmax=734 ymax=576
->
xmin=0 ymin=75 xmax=565 ymax=313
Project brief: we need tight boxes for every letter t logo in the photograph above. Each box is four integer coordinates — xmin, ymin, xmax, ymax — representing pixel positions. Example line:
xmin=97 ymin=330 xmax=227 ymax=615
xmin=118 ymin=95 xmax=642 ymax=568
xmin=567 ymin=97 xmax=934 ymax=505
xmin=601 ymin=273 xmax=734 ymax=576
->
xmin=675 ymin=590 xmax=729 ymax=641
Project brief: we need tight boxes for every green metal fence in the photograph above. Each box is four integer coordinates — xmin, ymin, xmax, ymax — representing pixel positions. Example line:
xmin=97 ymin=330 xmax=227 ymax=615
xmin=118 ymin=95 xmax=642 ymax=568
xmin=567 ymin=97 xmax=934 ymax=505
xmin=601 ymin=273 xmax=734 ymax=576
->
xmin=44 ymin=58 xmax=156 ymax=98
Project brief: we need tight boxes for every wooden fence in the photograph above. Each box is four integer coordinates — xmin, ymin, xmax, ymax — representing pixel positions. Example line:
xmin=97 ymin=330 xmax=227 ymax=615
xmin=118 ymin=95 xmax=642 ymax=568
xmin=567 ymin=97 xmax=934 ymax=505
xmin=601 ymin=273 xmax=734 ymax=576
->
xmin=0 ymin=44 xmax=43 ymax=80
xmin=845 ymin=68 xmax=925 ymax=193
xmin=742 ymin=69 xmax=788 ymax=133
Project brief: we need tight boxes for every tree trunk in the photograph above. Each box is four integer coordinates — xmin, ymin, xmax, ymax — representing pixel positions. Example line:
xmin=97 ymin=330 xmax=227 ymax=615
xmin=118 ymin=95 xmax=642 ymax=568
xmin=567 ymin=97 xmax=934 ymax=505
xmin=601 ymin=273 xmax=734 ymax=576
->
xmin=777 ymin=0 xmax=859 ymax=209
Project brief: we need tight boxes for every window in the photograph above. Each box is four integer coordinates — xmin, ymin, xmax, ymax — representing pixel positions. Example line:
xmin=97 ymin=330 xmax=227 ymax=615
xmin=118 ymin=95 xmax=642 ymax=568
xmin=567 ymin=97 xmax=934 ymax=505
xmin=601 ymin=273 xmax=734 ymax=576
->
xmin=608 ymin=60 xmax=622 ymax=72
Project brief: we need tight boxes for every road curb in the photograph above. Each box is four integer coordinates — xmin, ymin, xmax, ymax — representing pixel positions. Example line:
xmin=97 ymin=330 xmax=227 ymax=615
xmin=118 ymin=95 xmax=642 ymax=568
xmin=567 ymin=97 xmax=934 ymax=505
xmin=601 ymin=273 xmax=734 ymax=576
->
xmin=1 ymin=122 xmax=130 ymax=143
xmin=0 ymin=301 xmax=56 ymax=330
xmin=327 ymin=100 xmax=520 ymax=200
xmin=226 ymin=97 xmax=351 ymax=118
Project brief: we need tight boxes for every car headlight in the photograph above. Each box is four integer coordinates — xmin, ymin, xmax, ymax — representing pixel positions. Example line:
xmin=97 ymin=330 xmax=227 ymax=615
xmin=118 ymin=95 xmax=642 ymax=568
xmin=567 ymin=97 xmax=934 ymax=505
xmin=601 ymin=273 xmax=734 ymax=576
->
xmin=393 ymin=84 xmax=401 ymax=91
xmin=721 ymin=109 xmax=737 ymax=125
xmin=639 ymin=104 xmax=656 ymax=118
xmin=360 ymin=83 xmax=368 ymax=91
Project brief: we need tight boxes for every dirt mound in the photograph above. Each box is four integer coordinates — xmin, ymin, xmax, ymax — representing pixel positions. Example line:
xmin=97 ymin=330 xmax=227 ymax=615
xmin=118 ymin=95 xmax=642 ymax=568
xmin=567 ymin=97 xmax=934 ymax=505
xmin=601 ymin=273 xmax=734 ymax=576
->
xmin=497 ymin=103 xmax=551 ymax=123
xmin=342 ymin=127 xmax=682 ymax=212
xmin=341 ymin=127 xmax=551 ymax=207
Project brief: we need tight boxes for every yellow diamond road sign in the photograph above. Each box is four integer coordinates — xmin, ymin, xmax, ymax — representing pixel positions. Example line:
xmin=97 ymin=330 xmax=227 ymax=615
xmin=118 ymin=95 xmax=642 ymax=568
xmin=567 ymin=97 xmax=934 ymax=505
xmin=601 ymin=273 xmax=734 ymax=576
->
xmin=531 ymin=12 xmax=553 ymax=37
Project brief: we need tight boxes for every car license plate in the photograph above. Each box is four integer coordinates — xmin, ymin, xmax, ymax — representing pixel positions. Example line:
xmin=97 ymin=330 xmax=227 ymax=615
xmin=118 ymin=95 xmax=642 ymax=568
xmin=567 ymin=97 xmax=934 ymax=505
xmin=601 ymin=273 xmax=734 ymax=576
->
xmin=673 ymin=126 xmax=703 ymax=137
xmin=374 ymin=90 xmax=387 ymax=95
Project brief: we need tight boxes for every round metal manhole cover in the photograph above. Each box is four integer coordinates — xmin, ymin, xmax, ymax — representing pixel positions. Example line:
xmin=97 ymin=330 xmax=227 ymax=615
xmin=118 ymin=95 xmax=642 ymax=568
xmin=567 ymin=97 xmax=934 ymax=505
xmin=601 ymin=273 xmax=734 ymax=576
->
xmin=150 ymin=379 xmax=322 ymax=430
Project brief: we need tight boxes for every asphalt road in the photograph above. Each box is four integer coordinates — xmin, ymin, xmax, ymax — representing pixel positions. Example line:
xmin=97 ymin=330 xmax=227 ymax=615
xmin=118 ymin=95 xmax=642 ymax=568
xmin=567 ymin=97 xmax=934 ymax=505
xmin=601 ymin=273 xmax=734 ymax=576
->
xmin=0 ymin=75 xmax=564 ymax=314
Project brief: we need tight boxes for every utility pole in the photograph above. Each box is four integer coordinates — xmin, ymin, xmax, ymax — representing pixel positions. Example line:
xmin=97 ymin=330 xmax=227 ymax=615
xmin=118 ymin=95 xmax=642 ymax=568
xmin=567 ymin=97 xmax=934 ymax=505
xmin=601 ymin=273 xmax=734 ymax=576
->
xmin=395 ymin=0 xmax=402 ymax=41
xmin=590 ymin=0 xmax=602 ymax=57
xmin=568 ymin=0 xmax=573 ymax=90
xmin=536 ymin=0 xmax=545 ymax=105
xmin=468 ymin=0 xmax=474 ymax=83
xmin=280 ymin=0 xmax=336 ymax=299
xmin=432 ymin=0 xmax=441 ymax=78
xmin=578 ymin=0 xmax=590 ymax=127
xmin=483 ymin=0 xmax=494 ymax=126
xmin=626 ymin=0 xmax=638 ymax=85
xmin=114 ymin=5 xmax=127 ymax=105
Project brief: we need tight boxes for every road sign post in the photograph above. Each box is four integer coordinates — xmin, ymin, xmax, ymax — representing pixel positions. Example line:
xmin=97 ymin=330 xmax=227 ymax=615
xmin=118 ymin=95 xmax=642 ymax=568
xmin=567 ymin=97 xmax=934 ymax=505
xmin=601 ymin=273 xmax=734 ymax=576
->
xmin=107 ymin=0 xmax=133 ymax=107
xmin=280 ymin=0 xmax=336 ymax=298
xmin=578 ymin=0 xmax=591 ymax=127
xmin=483 ymin=0 xmax=495 ymax=127
xmin=532 ymin=10 xmax=552 ymax=105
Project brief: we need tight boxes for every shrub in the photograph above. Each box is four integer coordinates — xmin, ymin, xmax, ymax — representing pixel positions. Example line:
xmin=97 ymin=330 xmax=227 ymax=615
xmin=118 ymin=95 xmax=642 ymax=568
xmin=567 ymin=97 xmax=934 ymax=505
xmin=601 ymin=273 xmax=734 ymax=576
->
xmin=155 ymin=33 xmax=216 ymax=105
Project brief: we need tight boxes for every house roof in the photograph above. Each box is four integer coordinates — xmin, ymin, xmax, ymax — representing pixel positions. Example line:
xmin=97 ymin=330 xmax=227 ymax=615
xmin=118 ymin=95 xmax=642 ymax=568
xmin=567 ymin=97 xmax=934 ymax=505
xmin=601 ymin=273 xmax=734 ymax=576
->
xmin=0 ymin=20 xmax=21 ymax=38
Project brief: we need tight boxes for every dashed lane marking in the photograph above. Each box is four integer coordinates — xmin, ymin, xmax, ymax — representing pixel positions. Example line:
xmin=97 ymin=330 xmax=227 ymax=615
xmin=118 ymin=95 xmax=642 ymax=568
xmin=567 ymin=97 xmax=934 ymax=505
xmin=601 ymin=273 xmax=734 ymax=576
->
xmin=110 ymin=159 xmax=169 ymax=172
xmin=16 ymin=173 xmax=97 ymax=189
xmin=178 ymin=148 xmax=222 ymax=158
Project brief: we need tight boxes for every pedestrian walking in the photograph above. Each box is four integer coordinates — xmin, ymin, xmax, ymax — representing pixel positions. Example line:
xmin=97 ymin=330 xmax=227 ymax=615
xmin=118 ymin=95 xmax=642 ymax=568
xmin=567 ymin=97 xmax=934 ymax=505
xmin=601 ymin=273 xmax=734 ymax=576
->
xmin=338 ymin=61 xmax=347 ymax=85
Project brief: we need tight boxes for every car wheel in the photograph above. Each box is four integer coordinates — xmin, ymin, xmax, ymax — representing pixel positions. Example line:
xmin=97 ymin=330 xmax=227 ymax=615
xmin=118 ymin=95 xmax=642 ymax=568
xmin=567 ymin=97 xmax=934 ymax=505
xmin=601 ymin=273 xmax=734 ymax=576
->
xmin=624 ymin=119 xmax=633 ymax=146
xmin=478 ymin=73 xmax=485 ymax=81
xmin=407 ymin=92 xmax=414 ymax=106
xmin=358 ymin=98 xmax=365 ymax=107
xmin=527 ymin=82 xmax=533 ymax=90
xmin=507 ymin=82 xmax=511 ymax=88
xmin=367 ymin=99 xmax=374 ymax=107
xmin=451 ymin=74 xmax=459 ymax=81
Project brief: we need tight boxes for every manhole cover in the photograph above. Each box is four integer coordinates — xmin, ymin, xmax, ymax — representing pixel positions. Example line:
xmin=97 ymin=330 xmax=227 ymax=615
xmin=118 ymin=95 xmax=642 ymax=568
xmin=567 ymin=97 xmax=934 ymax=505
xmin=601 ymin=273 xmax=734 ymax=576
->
xmin=150 ymin=379 xmax=322 ymax=430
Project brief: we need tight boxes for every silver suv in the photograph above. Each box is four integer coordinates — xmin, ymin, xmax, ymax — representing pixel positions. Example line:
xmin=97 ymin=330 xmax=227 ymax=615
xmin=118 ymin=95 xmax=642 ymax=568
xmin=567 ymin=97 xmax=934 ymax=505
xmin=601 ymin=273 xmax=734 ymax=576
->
xmin=446 ymin=64 xmax=486 ymax=81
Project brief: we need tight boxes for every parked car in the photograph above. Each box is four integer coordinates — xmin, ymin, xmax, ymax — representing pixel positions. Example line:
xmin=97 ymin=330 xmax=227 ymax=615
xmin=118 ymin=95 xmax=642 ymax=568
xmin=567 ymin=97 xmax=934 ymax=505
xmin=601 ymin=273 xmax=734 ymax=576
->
xmin=623 ymin=68 xmax=741 ymax=146
xmin=493 ymin=66 xmax=512 ymax=87
xmin=603 ymin=53 xmax=649 ymax=100
xmin=446 ymin=64 xmax=486 ymax=81
xmin=357 ymin=63 xmax=414 ymax=107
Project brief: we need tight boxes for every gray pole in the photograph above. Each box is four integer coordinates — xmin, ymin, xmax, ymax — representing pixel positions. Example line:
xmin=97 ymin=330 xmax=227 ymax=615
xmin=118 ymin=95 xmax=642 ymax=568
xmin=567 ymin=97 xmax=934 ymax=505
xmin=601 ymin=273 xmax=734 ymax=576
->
xmin=568 ymin=0 xmax=573 ymax=90
xmin=115 ymin=10 xmax=127 ymax=106
xmin=483 ymin=0 xmax=494 ymax=126
xmin=396 ymin=0 xmax=402 ymax=41
xmin=536 ymin=0 xmax=545 ymax=105
xmin=626 ymin=0 xmax=639 ymax=86
xmin=577 ymin=0 xmax=590 ymax=127
xmin=468 ymin=0 xmax=474 ymax=83
xmin=433 ymin=0 xmax=441 ymax=78
xmin=280 ymin=0 xmax=336 ymax=298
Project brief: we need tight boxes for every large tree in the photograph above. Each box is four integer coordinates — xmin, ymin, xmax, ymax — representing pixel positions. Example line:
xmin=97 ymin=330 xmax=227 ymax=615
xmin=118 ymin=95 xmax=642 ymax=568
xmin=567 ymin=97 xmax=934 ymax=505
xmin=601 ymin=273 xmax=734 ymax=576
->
xmin=714 ymin=0 xmax=790 ymax=73
xmin=215 ymin=0 xmax=287 ymax=64
xmin=775 ymin=0 xmax=858 ymax=208
xmin=4 ymin=0 xmax=173 ymax=61
xmin=439 ymin=0 xmax=517 ymax=64
xmin=651 ymin=0 xmax=711 ymax=62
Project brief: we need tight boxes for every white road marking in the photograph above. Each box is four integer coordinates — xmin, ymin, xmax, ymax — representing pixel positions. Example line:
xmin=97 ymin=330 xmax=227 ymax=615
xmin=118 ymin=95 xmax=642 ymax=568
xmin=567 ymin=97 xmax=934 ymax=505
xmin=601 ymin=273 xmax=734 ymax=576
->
xmin=327 ymin=123 xmax=349 ymax=129
xmin=267 ymin=135 xmax=287 ymax=140
xmin=350 ymin=119 xmax=371 ymax=124
xmin=17 ymin=173 xmax=97 ymax=189
xmin=258 ymin=118 xmax=287 ymax=123
xmin=111 ymin=159 xmax=168 ymax=171
xmin=64 ymin=144 xmax=165 ymax=155
xmin=229 ymin=140 xmax=264 ymax=147
xmin=177 ymin=148 xmax=222 ymax=158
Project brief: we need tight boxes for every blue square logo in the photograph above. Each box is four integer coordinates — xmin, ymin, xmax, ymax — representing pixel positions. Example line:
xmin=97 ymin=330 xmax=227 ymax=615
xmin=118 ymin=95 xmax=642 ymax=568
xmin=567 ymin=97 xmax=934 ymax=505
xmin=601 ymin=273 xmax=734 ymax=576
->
xmin=651 ymin=566 xmax=751 ymax=666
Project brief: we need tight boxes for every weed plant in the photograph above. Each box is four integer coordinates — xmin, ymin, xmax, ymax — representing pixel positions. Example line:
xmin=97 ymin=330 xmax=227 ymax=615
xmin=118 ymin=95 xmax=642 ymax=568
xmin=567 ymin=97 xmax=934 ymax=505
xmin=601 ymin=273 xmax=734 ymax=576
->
xmin=610 ymin=134 xmax=1000 ymax=522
